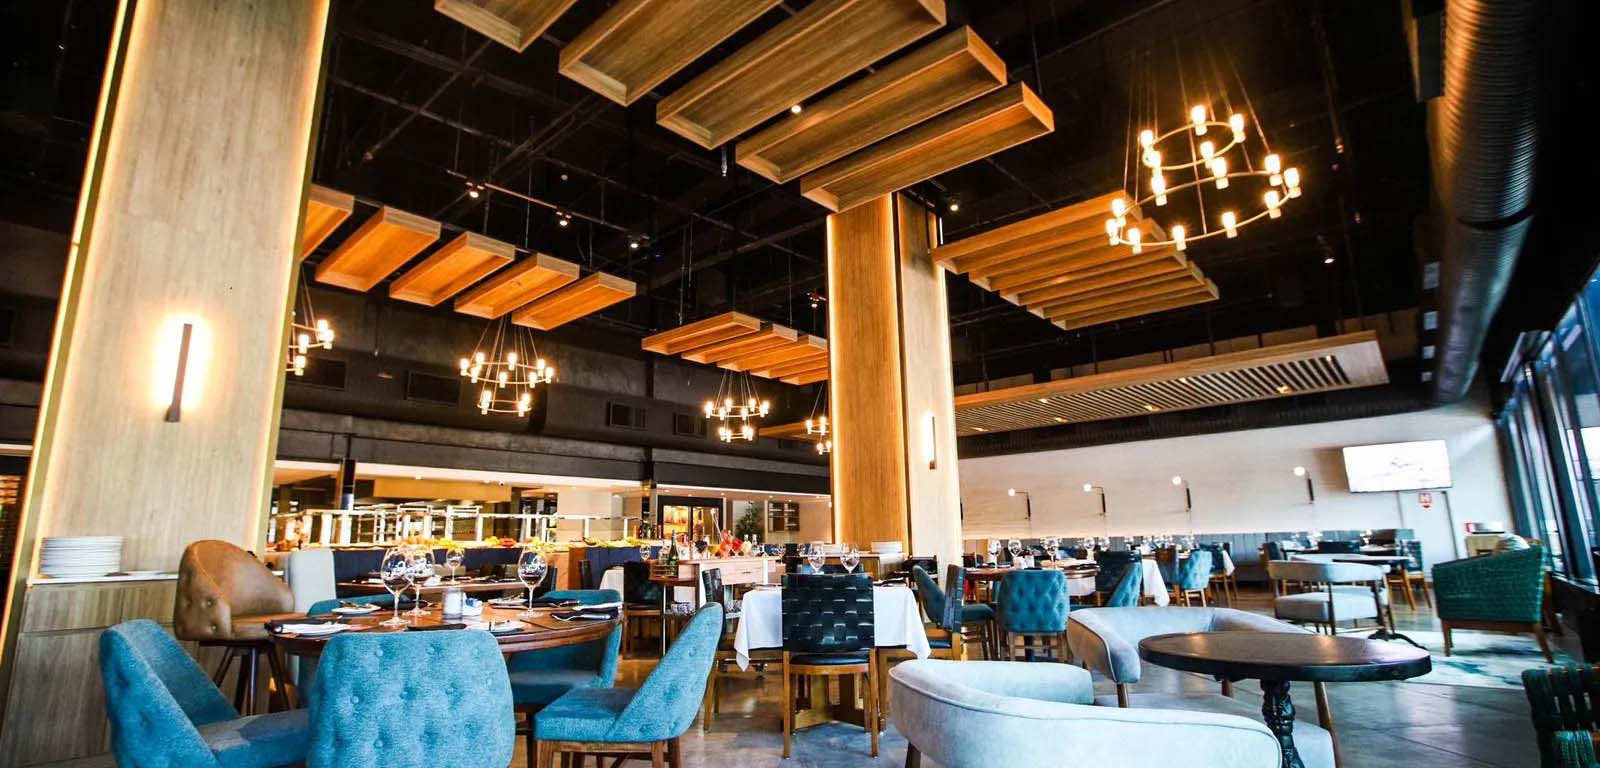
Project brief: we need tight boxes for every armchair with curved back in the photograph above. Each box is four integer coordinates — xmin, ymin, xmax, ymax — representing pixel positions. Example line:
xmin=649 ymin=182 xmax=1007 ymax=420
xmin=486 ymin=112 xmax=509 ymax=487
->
xmin=1267 ymin=559 xmax=1391 ymax=637
xmin=174 ymin=540 xmax=303 ymax=714
xmin=1435 ymin=545 xmax=1551 ymax=662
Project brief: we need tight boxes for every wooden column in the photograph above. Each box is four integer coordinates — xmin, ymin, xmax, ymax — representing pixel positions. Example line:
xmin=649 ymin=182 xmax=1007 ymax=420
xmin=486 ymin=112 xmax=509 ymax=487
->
xmin=0 ymin=1 xmax=330 ymax=762
xmin=826 ymin=194 xmax=962 ymax=568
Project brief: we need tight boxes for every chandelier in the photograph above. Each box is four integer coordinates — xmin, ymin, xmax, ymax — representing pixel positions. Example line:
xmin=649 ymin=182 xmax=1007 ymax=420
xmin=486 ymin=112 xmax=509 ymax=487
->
xmin=1106 ymin=100 xmax=1301 ymax=255
xmin=804 ymin=383 xmax=831 ymax=455
xmin=458 ymin=316 xmax=554 ymax=416
xmin=704 ymin=371 xmax=769 ymax=442
xmin=287 ymin=271 xmax=334 ymax=376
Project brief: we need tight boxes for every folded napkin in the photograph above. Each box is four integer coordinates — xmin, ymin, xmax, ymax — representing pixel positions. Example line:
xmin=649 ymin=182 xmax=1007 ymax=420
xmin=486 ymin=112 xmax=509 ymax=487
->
xmin=404 ymin=623 xmax=466 ymax=632
xmin=268 ymin=620 xmax=353 ymax=635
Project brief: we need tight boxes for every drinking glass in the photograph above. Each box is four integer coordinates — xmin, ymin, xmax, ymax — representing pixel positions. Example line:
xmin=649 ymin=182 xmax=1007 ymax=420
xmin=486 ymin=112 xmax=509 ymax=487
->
xmin=1007 ymin=538 xmax=1023 ymax=567
xmin=444 ymin=543 xmax=465 ymax=583
xmin=517 ymin=548 xmax=547 ymax=619
xmin=379 ymin=547 xmax=412 ymax=627
xmin=840 ymin=547 xmax=860 ymax=574
xmin=406 ymin=546 xmax=434 ymax=615
xmin=638 ymin=543 xmax=652 ymax=563
xmin=806 ymin=545 xmax=826 ymax=573
xmin=986 ymin=540 xmax=1000 ymax=565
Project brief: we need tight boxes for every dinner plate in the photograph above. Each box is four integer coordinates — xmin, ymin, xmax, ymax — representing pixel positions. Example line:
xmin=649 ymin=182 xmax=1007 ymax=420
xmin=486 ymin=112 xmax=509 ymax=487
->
xmin=332 ymin=605 xmax=381 ymax=615
xmin=488 ymin=597 xmax=525 ymax=606
xmin=488 ymin=620 xmax=527 ymax=634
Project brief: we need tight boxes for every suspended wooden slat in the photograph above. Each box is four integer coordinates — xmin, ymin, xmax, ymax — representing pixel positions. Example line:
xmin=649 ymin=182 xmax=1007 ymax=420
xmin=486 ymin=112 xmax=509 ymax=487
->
xmin=511 ymin=271 xmax=637 ymax=330
xmin=682 ymin=323 xmax=798 ymax=363
xmin=434 ymin=0 xmax=577 ymax=52
xmin=389 ymin=231 xmax=516 ymax=307
xmin=954 ymin=331 xmax=1388 ymax=435
xmin=1014 ymin=257 xmax=1192 ymax=306
xmin=314 ymin=206 xmax=441 ymax=292
xmin=985 ymin=241 xmax=1173 ymax=297
xmin=1037 ymin=269 xmax=1208 ymax=318
xmin=655 ymin=0 xmax=946 ymax=149
xmin=800 ymin=83 xmax=1054 ymax=213
xmin=453 ymin=253 xmax=579 ymax=318
xmin=783 ymin=366 xmax=831 ymax=385
xmin=933 ymin=190 xmax=1127 ymax=273
xmin=753 ymin=346 xmax=830 ymax=379
xmin=722 ymin=334 xmax=827 ymax=373
xmin=1052 ymin=283 xmax=1220 ymax=331
xmin=301 ymin=185 xmax=353 ymax=260
xmin=560 ymin=0 xmax=784 ymax=105
xmin=640 ymin=311 xmax=763 ymax=355
xmin=735 ymin=27 xmax=1005 ymax=183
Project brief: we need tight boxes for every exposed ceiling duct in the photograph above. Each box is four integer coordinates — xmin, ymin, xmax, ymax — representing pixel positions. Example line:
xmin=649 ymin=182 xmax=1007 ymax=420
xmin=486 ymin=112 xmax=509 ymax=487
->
xmin=1425 ymin=0 xmax=1543 ymax=402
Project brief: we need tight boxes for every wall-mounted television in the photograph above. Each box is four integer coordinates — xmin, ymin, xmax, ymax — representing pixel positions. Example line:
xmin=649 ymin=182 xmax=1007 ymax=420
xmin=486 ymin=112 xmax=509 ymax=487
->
xmin=1341 ymin=440 xmax=1452 ymax=492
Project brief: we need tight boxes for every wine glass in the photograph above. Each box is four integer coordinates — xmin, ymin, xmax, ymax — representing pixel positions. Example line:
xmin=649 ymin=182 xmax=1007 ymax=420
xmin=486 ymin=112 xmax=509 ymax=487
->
xmin=405 ymin=546 xmax=434 ymax=615
xmin=444 ymin=543 xmax=465 ymax=584
xmin=806 ymin=544 xmax=826 ymax=573
xmin=840 ymin=547 xmax=860 ymax=574
xmin=986 ymin=540 xmax=1000 ymax=565
xmin=379 ymin=547 xmax=412 ymax=627
xmin=517 ymin=548 xmax=547 ymax=618
xmin=638 ymin=542 xmax=653 ymax=563
xmin=1006 ymin=538 xmax=1023 ymax=567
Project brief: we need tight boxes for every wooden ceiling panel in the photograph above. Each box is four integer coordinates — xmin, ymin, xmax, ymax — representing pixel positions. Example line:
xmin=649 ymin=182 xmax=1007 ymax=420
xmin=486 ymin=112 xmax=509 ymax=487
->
xmin=953 ymin=332 xmax=1389 ymax=435
xmin=759 ymin=420 xmax=817 ymax=440
xmin=682 ymin=323 xmax=798 ymax=363
xmin=560 ymin=0 xmax=783 ymax=105
xmin=932 ymin=190 xmax=1126 ymax=272
xmin=986 ymin=246 xmax=1175 ymax=298
xmin=511 ymin=271 xmax=637 ymax=330
xmin=723 ymin=335 xmax=827 ymax=372
xmin=301 ymin=185 xmax=353 ymax=260
xmin=452 ymin=253 xmax=580 ymax=318
xmin=1037 ymin=269 xmax=1207 ymax=318
xmin=655 ymin=0 xmax=946 ymax=149
xmin=434 ymin=0 xmax=577 ymax=52
xmin=314 ymin=206 xmax=441 ymax=292
xmin=1052 ymin=284 xmax=1220 ymax=331
xmin=782 ymin=366 xmax=831 ymax=385
xmin=388 ymin=231 xmax=516 ymax=306
xmin=735 ymin=27 xmax=1005 ymax=183
xmin=754 ymin=348 xmax=830 ymax=379
xmin=800 ymin=82 xmax=1054 ymax=212
xmin=640 ymin=311 xmax=763 ymax=355
xmin=1014 ymin=257 xmax=1191 ymax=306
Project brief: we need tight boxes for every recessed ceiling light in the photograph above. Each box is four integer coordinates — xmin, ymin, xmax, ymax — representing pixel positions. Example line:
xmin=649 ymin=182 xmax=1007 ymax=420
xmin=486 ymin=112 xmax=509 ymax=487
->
xmin=1037 ymin=397 xmax=1050 ymax=403
xmin=948 ymin=199 xmax=961 ymax=213
xmin=1053 ymin=416 xmax=1066 ymax=423
xmin=413 ymin=475 xmax=423 ymax=480
xmin=1324 ymin=256 xmax=1335 ymax=264
xmin=1277 ymin=384 xmax=1292 ymax=394
xmin=790 ymin=104 xmax=803 ymax=115
xmin=974 ymin=427 xmax=987 ymax=432
xmin=1143 ymin=404 xmax=1158 ymax=412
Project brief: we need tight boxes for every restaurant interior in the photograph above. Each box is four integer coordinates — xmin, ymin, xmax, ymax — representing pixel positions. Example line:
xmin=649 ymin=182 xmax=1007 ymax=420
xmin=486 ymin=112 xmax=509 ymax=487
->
xmin=0 ymin=0 xmax=1592 ymax=766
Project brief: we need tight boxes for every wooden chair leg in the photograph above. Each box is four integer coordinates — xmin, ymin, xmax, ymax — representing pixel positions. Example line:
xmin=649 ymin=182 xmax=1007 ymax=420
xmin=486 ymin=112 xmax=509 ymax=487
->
xmin=1534 ymin=623 xmax=1555 ymax=663
xmin=650 ymin=741 xmax=666 ymax=768
xmin=1116 ymin=683 xmax=1131 ymax=708
xmin=781 ymin=657 xmax=793 ymax=759
xmin=905 ymin=743 xmax=922 ymax=768
xmin=1220 ymin=679 xmax=1234 ymax=698
xmin=1315 ymin=682 xmax=1342 ymax=768
xmin=867 ymin=653 xmax=881 ymax=758
xmin=525 ymin=712 xmax=537 ymax=766
xmin=668 ymin=736 xmax=682 ymax=768
xmin=263 ymin=646 xmax=291 ymax=711
xmin=1441 ymin=621 xmax=1453 ymax=656
xmin=535 ymin=739 xmax=556 ymax=768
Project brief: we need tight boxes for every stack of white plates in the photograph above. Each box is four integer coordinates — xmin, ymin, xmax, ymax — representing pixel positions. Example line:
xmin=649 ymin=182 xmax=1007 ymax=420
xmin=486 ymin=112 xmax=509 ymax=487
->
xmin=39 ymin=536 xmax=123 ymax=578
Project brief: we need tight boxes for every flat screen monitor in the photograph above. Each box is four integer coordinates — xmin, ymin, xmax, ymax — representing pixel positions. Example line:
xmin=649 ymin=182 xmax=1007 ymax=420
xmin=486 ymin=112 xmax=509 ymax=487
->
xmin=1341 ymin=439 xmax=1452 ymax=492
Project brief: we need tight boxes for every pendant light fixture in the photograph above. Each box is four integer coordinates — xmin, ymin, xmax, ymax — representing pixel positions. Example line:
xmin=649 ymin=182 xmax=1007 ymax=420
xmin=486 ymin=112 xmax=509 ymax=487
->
xmin=458 ymin=315 xmax=554 ymax=416
xmin=287 ymin=268 xmax=334 ymax=376
xmin=704 ymin=370 xmax=769 ymax=442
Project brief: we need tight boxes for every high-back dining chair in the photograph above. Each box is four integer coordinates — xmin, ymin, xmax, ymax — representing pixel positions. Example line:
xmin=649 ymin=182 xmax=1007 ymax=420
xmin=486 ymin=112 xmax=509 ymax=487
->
xmin=1093 ymin=550 xmax=1142 ymax=599
xmin=506 ymin=589 xmax=622 ymax=754
xmin=1199 ymin=543 xmax=1238 ymax=605
xmin=997 ymin=568 xmax=1070 ymax=662
xmin=306 ymin=628 xmax=514 ymax=768
xmin=535 ymin=605 xmax=724 ymax=767
xmin=1268 ymin=559 xmax=1390 ymax=636
xmin=1173 ymin=550 xmax=1215 ymax=606
xmin=1104 ymin=563 xmax=1143 ymax=607
xmin=621 ymin=559 xmax=665 ymax=657
xmin=1154 ymin=547 xmax=1181 ymax=584
xmin=702 ymin=567 xmax=770 ymax=725
xmin=914 ymin=564 xmax=996 ymax=658
xmin=100 ymin=619 xmax=310 ymax=768
xmin=1316 ymin=540 xmax=1361 ymax=554
xmin=779 ymin=573 xmax=880 ymax=758
xmin=174 ymin=540 xmax=303 ymax=714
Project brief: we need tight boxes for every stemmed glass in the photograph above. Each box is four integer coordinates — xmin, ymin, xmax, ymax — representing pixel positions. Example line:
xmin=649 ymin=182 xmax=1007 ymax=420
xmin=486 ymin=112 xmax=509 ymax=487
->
xmin=1007 ymin=538 xmax=1023 ymax=567
xmin=638 ymin=542 xmax=653 ymax=563
xmin=806 ymin=544 xmax=826 ymax=573
xmin=840 ymin=547 xmax=860 ymax=574
xmin=444 ymin=543 xmax=465 ymax=584
xmin=517 ymin=547 xmax=548 ymax=619
xmin=379 ymin=547 xmax=412 ymax=627
xmin=987 ymin=540 xmax=1001 ymax=565
xmin=405 ymin=545 xmax=434 ymax=616
xmin=1044 ymin=537 xmax=1060 ymax=562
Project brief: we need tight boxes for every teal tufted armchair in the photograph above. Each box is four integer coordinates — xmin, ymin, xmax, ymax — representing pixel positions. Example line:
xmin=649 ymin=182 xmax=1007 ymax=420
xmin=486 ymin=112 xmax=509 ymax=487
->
xmin=1434 ymin=545 xmax=1551 ymax=662
xmin=1104 ymin=563 xmax=1143 ymax=607
xmin=996 ymin=569 xmax=1070 ymax=662
xmin=100 ymin=619 xmax=310 ymax=768
xmin=306 ymin=628 xmax=515 ymax=768
xmin=535 ymin=604 xmax=724 ymax=767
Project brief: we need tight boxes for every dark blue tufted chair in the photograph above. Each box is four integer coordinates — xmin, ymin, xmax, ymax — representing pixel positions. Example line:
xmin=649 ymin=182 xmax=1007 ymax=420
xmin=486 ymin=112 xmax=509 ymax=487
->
xmin=779 ymin=573 xmax=881 ymax=758
xmin=1316 ymin=540 xmax=1361 ymax=554
xmin=535 ymin=604 xmax=723 ymax=767
xmin=1093 ymin=550 xmax=1142 ymax=597
xmin=1104 ymin=563 xmax=1144 ymax=607
xmin=997 ymin=569 xmax=1070 ymax=661
xmin=100 ymin=619 xmax=310 ymax=768
xmin=306 ymin=628 xmax=514 ymax=768
xmin=506 ymin=589 xmax=623 ymax=754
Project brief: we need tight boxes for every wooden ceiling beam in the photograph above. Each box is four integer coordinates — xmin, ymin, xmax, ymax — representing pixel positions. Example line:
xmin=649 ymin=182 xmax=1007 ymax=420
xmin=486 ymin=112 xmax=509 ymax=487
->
xmin=1015 ymin=257 xmax=1191 ymax=306
xmin=452 ymin=253 xmax=580 ymax=318
xmin=389 ymin=231 xmax=515 ymax=306
xmin=933 ymin=190 xmax=1128 ymax=270
xmin=986 ymin=247 xmax=1179 ymax=298
xmin=314 ymin=206 xmax=441 ymax=292
xmin=511 ymin=271 xmax=637 ymax=330
xmin=681 ymin=323 xmax=799 ymax=363
xmin=640 ymin=311 xmax=763 ymax=355
xmin=301 ymin=185 xmax=353 ymax=260
xmin=433 ymin=0 xmax=578 ymax=52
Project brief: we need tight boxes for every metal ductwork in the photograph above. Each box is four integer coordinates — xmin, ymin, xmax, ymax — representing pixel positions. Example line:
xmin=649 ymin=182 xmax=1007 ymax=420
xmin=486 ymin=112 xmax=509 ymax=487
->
xmin=1426 ymin=0 xmax=1543 ymax=402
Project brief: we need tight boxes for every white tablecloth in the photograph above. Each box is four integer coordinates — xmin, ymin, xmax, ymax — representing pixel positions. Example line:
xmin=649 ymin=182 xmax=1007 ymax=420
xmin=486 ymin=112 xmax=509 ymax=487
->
xmin=1140 ymin=559 xmax=1170 ymax=606
xmin=732 ymin=584 xmax=930 ymax=670
xmin=598 ymin=566 xmax=625 ymax=596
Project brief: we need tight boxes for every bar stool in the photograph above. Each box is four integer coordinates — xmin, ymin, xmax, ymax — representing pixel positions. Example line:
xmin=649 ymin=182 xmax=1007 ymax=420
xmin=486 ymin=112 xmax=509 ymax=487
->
xmin=173 ymin=540 xmax=303 ymax=713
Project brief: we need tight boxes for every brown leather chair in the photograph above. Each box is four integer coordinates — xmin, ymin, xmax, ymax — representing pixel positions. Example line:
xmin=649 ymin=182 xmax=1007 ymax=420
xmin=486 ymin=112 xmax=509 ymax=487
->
xmin=174 ymin=540 xmax=301 ymax=713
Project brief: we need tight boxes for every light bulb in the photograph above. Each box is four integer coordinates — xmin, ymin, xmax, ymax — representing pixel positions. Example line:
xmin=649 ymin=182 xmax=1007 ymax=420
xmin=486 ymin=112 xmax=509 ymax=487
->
xmin=543 ymin=366 xmax=554 ymax=380
xmin=760 ymin=400 xmax=771 ymax=415
xmin=742 ymin=424 xmax=754 ymax=440
xmin=1229 ymin=113 xmax=1245 ymax=141
xmin=459 ymin=358 xmax=470 ymax=374
xmin=1143 ymin=148 xmax=1160 ymax=168
xmin=816 ymin=442 xmax=826 ymax=455
xmin=474 ymin=352 xmax=486 ymax=364
xmin=1200 ymin=140 xmax=1215 ymax=160
xmin=1284 ymin=167 xmax=1301 ymax=198
xmin=1293 ymin=466 xmax=1307 ymax=477
xmin=1222 ymin=211 xmax=1238 ymax=238
xmin=1172 ymin=224 xmax=1187 ymax=252
xmin=297 ymin=333 xmax=310 ymax=354
xmin=1139 ymin=128 xmax=1155 ymax=148
xmin=498 ymin=370 xmax=508 ymax=386
xmin=1265 ymin=153 xmax=1282 ymax=186
xmin=1172 ymin=475 xmax=1183 ymax=486
xmin=1127 ymin=226 xmax=1143 ymax=254
xmin=293 ymin=354 xmax=307 ymax=373
xmin=805 ymin=418 xmax=814 ymax=431
xmin=1212 ymin=157 xmax=1229 ymax=188
xmin=1152 ymin=174 xmax=1167 ymax=206
xmin=316 ymin=318 xmax=330 ymax=333
xmin=1007 ymin=488 xmax=1017 ymax=496
xmin=704 ymin=401 xmax=714 ymax=416
xmin=790 ymin=104 xmax=802 ymax=115
xmin=480 ymin=390 xmax=492 ymax=404
xmin=535 ymin=358 xmax=546 ymax=370
xmin=1110 ymin=197 xmax=1127 ymax=221
xmin=1082 ymin=483 xmax=1094 ymax=493
xmin=1105 ymin=218 xmax=1121 ymax=245
xmin=1190 ymin=105 xmax=1208 ymax=134
xmin=506 ymin=351 xmax=518 ymax=368
xmin=1265 ymin=190 xmax=1282 ymax=219
xmin=819 ymin=415 xmax=828 ymax=430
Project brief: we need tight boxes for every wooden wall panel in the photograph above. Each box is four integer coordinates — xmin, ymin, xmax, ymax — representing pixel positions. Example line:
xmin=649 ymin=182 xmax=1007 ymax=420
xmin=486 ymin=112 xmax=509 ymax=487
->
xmin=826 ymin=195 xmax=909 ymax=548
xmin=893 ymin=194 xmax=962 ymax=568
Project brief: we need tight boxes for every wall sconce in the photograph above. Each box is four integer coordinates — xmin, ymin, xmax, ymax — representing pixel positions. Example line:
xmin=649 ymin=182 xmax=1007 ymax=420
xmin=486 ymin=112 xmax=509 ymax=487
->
xmin=1007 ymin=487 xmax=1031 ymax=522
xmin=1293 ymin=465 xmax=1316 ymax=503
xmin=921 ymin=413 xmax=937 ymax=470
xmin=153 ymin=316 xmax=208 ymax=422
xmin=1082 ymin=483 xmax=1108 ymax=537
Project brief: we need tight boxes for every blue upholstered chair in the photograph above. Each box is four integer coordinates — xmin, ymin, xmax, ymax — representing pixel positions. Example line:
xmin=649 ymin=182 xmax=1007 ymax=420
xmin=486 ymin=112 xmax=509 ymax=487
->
xmin=780 ymin=573 xmax=880 ymax=758
xmin=1316 ymin=539 xmax=1361 ymax=554
xmin=1154 ymin=547 xmax=1181 ymax=585
xmin=1104 ymin=563 xmax=1143 ymax=607
xmin=1435 ymin=545 xmax=1551 ymax=661
xmin=306 ymin=628 xmax=514 ymax=768
xmin=534 ymin=604 xmax=724 ymax=768
xmin=891 ymin=659 xmax=1281 ymax=768
xmin=100 ymin=619 xmax=309 ymax=768
xmin=1092 ymin=550 xmax=1142 ymax=600
xmin=996 ymin=569 xmax=1070 ymax=662
xmin=914 ymin=564 xmax=996 ymax=658
xmin=506 ymin=589 xmax=622 ymax=752
xmin=1173 ymin=550 xmax=1214 ymax=606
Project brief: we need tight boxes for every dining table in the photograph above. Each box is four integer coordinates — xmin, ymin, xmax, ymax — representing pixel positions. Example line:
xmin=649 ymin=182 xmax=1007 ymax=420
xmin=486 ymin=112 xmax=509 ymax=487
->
xmin=273 ymin=604 xmax=621 ymax=659
xmin=337 ymin=577 xmax=526 ymax=596
xmin=1139 ymin=631 xmax=1431 ymax=768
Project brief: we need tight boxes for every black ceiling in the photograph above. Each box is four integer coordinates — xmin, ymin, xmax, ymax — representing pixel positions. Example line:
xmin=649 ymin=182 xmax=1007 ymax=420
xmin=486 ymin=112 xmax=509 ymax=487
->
xmin=3 ymin=0 xmax=1431 ymax=389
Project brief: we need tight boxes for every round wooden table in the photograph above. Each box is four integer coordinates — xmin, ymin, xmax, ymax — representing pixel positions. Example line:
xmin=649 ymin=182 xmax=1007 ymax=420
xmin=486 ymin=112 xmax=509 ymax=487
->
xmin=336 ymin=578 xmax=525 ymax=597
xmin=1139 ymin=631 xmax=1431 ymax=768
xmin=271 ymin=605 xmax=620 ymax=659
